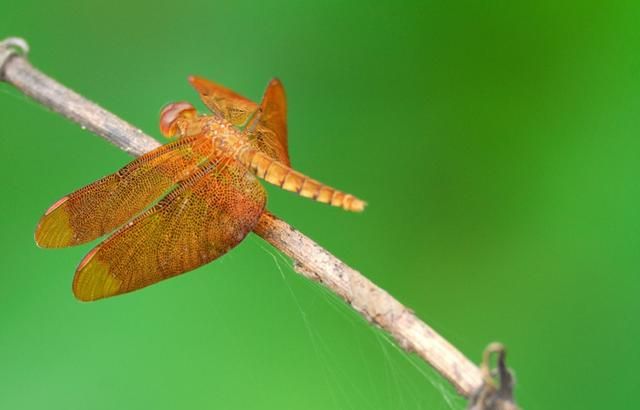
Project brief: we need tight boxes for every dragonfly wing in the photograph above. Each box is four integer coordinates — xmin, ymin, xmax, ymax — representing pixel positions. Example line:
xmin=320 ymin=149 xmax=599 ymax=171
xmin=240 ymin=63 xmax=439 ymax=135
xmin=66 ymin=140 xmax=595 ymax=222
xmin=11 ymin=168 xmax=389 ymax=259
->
xmin=250 ymin=78 xmax=290 ymax=166
xmin=72 ymin=158 xmax=266 ymax=301
xmin=35 ymin=135 xmax=213 ymax=248
xmin=189 ymin=75 xmax=290 ymax=165
xmin=188 ymin=75 xmax=258 ymax=126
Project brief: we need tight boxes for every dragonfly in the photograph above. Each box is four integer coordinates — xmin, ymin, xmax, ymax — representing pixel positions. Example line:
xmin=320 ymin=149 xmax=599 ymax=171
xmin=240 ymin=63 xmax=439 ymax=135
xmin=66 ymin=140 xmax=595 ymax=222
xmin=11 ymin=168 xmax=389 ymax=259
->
xmin=35 ymin=76 xmax=365 ymax=302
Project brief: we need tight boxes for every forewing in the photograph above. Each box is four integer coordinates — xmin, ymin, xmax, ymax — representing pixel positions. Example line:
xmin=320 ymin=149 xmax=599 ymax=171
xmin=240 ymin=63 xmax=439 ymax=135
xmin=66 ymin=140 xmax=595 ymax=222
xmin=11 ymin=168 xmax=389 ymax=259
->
xmin=249 ymin=78 xmax=290 ymax=165
xmin=72 ymin=158 xmax=266 ymax=301
xmin=189 ymin=76 xmax=290 ymax=165
xmin=35 ymin=135 xmax=213 ymax=248
xmin=188 ymin=75 xmax=258 ymax=126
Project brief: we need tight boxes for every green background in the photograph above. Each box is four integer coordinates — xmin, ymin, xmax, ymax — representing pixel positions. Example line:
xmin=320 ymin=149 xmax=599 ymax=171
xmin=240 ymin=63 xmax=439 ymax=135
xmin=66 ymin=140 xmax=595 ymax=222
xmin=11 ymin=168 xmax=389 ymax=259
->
xmin=1 ymin=1 xmax=638 ymax=409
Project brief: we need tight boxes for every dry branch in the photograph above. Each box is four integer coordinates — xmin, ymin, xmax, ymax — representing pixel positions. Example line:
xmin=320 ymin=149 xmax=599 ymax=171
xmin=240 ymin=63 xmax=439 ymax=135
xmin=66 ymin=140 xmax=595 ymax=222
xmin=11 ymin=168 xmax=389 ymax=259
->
xmin=0 ymin=37 xmax=508 ymax=404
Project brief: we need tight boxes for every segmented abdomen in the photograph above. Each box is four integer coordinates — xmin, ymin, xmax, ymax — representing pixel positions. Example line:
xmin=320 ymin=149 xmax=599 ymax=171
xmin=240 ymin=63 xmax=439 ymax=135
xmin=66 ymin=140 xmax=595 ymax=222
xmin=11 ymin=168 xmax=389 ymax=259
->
xmin=237 ymin=148 xmax=366 ymax=212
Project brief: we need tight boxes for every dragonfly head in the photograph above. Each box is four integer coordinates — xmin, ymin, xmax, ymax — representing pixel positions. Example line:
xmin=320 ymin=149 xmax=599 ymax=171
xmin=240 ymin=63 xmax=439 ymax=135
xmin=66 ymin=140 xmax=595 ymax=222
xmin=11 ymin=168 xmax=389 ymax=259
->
xmin=159 ymin=101 xmax=197 ymax=138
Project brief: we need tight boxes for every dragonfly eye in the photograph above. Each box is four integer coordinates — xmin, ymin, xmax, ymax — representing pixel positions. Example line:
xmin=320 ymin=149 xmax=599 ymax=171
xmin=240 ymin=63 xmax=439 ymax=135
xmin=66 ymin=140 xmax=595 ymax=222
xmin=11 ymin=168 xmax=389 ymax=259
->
xmin=159 ymin=101 xmax=197 ymax=137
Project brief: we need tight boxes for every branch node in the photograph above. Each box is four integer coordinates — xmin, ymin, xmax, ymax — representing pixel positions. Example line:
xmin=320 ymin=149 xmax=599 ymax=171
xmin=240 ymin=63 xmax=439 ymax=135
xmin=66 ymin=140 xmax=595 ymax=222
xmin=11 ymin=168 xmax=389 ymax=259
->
xmin=468 ymin=343 xmax=520 ymax=410
xmin=0 ymin=37 xmax=29 ymax=80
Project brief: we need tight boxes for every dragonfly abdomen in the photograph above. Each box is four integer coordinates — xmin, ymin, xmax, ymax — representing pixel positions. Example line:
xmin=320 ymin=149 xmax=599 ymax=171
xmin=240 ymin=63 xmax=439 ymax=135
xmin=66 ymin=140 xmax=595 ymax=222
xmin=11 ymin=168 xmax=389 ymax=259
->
xmin=237 ymin=149 xmax=365 ymax=212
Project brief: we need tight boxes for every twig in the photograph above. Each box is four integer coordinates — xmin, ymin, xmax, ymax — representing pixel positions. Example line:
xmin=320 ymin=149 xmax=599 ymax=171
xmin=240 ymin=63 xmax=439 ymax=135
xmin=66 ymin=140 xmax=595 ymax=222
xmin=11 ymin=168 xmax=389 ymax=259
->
xmin=0 ymin=37 xmax=499 ymax=403
xmin=469 ymin=343 xmax=519 ymax=410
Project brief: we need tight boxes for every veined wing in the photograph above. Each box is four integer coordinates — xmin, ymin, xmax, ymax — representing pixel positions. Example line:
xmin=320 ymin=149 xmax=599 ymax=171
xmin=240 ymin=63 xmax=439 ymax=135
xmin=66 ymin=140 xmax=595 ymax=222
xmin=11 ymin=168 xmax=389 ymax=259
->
xmin=72 ymin=158 xmax=266 ymax=301
xmin=249 ymin=78 xmax=290 ymax=166
xmin=189 ymin=75 xmax=290 ymax=165
xmin=35 ymin=135 xmax=213 ymax=248
xmin=188 ymin=75 xmax=258 ymax=126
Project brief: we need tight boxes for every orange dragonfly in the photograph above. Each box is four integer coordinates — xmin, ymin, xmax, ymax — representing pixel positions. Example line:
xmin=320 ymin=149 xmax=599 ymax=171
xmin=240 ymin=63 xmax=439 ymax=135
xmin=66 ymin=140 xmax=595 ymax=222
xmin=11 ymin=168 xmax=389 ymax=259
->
xmin=35 ymin=76 xmax=365 ymax=301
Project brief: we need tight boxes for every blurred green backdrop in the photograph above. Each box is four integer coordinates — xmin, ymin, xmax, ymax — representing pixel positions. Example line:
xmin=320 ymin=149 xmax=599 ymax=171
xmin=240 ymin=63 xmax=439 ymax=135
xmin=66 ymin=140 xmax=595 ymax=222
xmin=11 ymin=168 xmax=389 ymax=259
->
xmin=1 ymin=1 xmax=639 ymax=409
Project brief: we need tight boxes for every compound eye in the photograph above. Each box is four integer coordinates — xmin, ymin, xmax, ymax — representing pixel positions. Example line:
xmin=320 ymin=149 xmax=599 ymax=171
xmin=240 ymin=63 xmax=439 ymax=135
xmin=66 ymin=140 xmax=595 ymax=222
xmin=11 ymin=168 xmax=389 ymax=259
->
xmin=159 ymin=102 xmax=196 ymax=137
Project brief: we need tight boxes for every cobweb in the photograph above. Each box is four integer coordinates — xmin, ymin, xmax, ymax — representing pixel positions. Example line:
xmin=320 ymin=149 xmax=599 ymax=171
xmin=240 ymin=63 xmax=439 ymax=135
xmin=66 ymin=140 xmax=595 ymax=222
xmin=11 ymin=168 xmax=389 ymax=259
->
xmin=253 ymin=237 xmax=466 ymax=410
